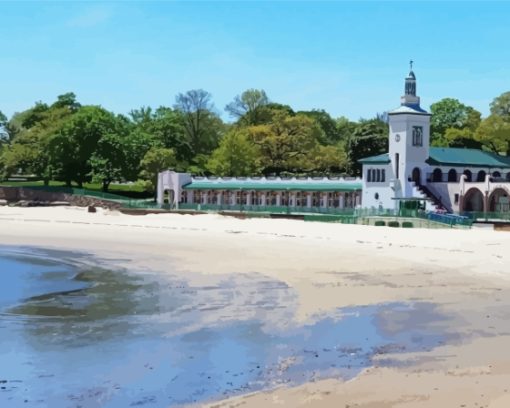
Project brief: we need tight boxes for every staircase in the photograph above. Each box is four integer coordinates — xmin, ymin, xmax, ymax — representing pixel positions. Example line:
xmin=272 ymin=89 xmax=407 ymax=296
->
xmin=416 ymin=184 xmax=450 ymax=213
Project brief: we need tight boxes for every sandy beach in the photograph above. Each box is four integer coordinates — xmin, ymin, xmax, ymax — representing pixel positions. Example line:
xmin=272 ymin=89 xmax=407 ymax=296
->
xmin=2 ymin=206 xmax=510 ymax=407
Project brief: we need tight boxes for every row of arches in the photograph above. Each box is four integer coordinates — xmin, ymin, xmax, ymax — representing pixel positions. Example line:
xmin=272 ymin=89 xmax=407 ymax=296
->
xmin=462 ymin=187 xmax=510 ymax=212
xmin=413 ymin=167 xmax=510 ymax=184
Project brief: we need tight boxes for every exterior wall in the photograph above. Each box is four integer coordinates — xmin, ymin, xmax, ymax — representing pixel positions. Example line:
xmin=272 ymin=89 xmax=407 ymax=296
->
xmin=388 ymin=113 xmax=431 ymax=199
xmin=361 ymin=163 xmax=395 ymax=209
xmin=157 ymin=171 xmax=192 ymax=207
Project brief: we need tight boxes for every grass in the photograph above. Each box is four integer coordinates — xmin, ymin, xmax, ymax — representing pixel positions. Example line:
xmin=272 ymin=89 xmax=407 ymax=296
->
xmin=0 ymin=180 xmax=153 ymax=199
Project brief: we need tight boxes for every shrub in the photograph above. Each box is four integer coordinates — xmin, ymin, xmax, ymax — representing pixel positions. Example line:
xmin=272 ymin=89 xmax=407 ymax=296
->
xmin=388 ymin=221 xmax=400 ymax=228
xmin=374 ymin=220 xmax=386 ymax=226
xmin=402 ymin=221 xmax=414 ymax=228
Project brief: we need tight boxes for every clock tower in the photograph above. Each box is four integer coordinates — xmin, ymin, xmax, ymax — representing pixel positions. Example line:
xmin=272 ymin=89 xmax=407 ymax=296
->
xmin=388 ymin=62 xmax=431 ymax=198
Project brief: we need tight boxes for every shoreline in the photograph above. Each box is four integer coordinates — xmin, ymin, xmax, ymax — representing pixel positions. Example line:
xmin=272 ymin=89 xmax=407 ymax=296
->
xmin=2 ymin=206 xmax=510 ymax=407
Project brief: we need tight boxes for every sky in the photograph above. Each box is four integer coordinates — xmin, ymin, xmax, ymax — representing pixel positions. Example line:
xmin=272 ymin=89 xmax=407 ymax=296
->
xmin=1 ymin=1 xmax=510 ymax=121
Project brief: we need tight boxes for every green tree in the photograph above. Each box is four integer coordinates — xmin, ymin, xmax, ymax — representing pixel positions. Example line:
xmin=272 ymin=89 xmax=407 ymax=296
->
xmin=2 ymin=99 xmax=77 ymax=183
xmin=89 ymin=133 xmax=126 ymax=191
xmin=50 ymin=106 xmax=120 ymax=187
xmin=490 ymin=91 xmax=510 ymax=120
xmin=139 ymin=147 xmax=177 ymax=191
xmin=174 ymin=89 xmax=224 ymax=156
xmin=475 ymin=114 xmax=510 ymax=155
xmin=430 ymin=98 xmax=481 ymax=146
xmin=225 ymin=89 xmax=269 ymax=125
xmin=0 ymin=110 xmax=7 ymax=143
xmin=297 ymin=109 xmax=341 ymax=145
xmin=346 ymin=118 xmax=388 ymax=176
xmin=206 ymin=129 xmax=261 ymax=176
xmin=248 ymin=112 xmax=321 ymax=175
xmin=303 ymin=144 xmax=348 ymax=174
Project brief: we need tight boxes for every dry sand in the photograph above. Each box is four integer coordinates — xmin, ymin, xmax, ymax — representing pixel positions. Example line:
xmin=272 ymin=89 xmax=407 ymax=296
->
xmin=1 ymin=206 xmax=510 ymax=407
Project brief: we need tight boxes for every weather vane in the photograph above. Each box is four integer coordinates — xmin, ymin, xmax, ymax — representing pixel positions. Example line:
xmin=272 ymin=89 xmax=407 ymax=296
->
xmin=410 ymin=60 xmax=414 ymax=71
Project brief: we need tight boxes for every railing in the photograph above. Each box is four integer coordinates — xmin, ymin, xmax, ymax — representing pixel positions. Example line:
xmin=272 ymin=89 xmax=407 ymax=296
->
xmin=462 ymin=211 xmax=510 ymax=222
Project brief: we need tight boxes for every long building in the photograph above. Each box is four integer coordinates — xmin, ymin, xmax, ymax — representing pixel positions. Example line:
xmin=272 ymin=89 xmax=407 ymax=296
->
xmin=157 ymin=172 xmax=362 ymax=212
xmin=158 ymin=67 xmax=510 ymax=216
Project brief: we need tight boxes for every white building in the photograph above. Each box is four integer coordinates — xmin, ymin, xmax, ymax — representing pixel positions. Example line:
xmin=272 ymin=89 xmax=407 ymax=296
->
xmin=359 ymin=68 xmax=510 ymax=214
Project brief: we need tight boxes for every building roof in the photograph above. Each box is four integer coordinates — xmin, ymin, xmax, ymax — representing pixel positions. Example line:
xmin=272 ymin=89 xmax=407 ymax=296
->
xmin=427 ymin=147 xmax=510 ymax=168
xmin=359 ymin=148 xmax=510 ymax=169
xmin=358 ymin=153 xmax=390 ymax=164
xmin=183 ymin=177 xmax=362 ymax=192
xmin=388 ymin=104 xmax=430 ymax=115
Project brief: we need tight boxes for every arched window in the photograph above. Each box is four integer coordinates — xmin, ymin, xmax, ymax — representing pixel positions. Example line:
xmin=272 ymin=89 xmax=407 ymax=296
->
xmin=507 ymin=173 xmax=510 ymax=182
xmin=447 ymin=169 xmax=457 ymax=182
xmin=492 ymin=171 xmax=501 ymax=178
xmin=432 ymin=168 xmax=442 ymax=182
xmin=463 ymin=170 xmax=472 ymax=182
xmin=376 ymin=169 xmax=381 ymax=182
xmin=477 ymin=170 xmax=486 ymax=182
xmin=367 ymin=169 xmax=372 ymax=182
xmin=381 ymin=169 xmax=386 ymax=182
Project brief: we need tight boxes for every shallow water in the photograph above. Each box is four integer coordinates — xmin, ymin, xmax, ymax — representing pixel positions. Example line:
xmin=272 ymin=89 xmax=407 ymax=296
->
xmin=0 ymin=246 xmax=450 ymax=407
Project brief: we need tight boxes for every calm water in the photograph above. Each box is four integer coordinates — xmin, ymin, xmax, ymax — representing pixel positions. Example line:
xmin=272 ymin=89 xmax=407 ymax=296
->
xmin=0 ymin=246 xmax=450 ymax=407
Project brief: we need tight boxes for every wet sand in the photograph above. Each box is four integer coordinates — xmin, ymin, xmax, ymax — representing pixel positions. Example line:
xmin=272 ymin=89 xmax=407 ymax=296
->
xmin=1 ymin=206 xmax=510 ymax=407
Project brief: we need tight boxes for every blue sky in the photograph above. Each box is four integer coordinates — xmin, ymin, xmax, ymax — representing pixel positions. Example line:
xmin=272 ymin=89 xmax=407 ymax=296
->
xmin=1 ymin=1 xmax=509 ymax=121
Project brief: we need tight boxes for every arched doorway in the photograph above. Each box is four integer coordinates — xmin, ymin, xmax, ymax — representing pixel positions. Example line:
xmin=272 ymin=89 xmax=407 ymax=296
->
xmin=463 ymin=170 xmax=472 ymax=182
xmin=488 ymin=188 xmax=509 ymax=212
xmin=447 ymin=169 xmax=457 ymax=182
xmin=462 ymin=188 xmax=484 ymax=212
xmin=432 ymin=168 xmax=442 ymax=182
xmin=477 ymin=170 xmax=486 ymax=182
xmin=412 ymin=167 xmax=421 ymax=185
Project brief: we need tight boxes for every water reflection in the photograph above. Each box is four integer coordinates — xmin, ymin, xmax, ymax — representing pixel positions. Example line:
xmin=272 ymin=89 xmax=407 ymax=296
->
xmin=0 ymin=246 xmax=452 ymax=407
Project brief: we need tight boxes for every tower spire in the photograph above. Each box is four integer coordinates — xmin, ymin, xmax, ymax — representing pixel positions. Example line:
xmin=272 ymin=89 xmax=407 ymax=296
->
xmin=401 ymin=61 xmax=419 ymax=106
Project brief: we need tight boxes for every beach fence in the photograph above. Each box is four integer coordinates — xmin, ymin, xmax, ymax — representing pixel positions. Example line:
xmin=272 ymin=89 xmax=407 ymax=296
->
xmin=4 ymin=185 xmax=477 ymax=228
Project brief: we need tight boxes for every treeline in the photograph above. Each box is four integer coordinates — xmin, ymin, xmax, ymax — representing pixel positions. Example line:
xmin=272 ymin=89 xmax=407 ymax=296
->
xmin=0 ymin=89 xmax=509 ymax=192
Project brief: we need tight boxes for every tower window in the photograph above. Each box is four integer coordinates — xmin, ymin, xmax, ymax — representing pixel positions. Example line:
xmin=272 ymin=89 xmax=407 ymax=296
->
xmin=412 ymin=126 xmax=423 ymax=146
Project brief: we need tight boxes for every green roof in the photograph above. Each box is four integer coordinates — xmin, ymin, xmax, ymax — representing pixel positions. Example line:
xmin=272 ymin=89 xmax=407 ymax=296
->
xmin=359 ymin=148 xmax=510 ymax=168
xmin=427 ymin=147 xmax=510 ymax=168
xmin=358 ymin=153 xmax=390 ymax=164
xmin=183 ymin=178 xmax=362 ymax=192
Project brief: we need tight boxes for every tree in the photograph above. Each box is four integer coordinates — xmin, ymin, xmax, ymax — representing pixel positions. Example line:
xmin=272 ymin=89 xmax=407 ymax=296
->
xmin=1 ymin=101 xmax=77 ymax=183
xmin=89 ymin=133 xmax=126 ymax=191
xmin=0 ymin=110 xmax=7 ymax=143
xmin=225 ymin=89 xmax=269 ymax=125
xmin=139 ymin=147 xmax=177 ymax=191
xmin=206 ymin=129 xmax=261 ymax=176
xmin=50 ymin=106 xmax=120 ymax=187
xmin=248 ymin=112 xmax=321 ymax=175
xmin=475 ymin=115 xmax=510 ymax=155
xmin=490 ymin=91 xmax=510 ymax=121
xmin=303 ymin=144 xmax=348 ymax=174
xmin=430 ymin=98 xmax=481 ymax=146
xmin=174 ymin=89 xmax=223 ymax=155
xmin=346 ymin=118 xmax=388 ymax=176
xmin=51 ymin=92 xmax=81 ymax=112
xmin=297 ymin=109 xmax=341 ymax=145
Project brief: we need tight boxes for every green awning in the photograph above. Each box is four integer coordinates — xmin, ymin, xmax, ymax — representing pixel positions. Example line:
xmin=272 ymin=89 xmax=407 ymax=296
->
xmin=183 ymin=179 xmax=362 ymax=192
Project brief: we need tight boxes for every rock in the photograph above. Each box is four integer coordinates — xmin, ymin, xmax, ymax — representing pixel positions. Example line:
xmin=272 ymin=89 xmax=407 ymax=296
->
xmin=88 ymin=205 xmax=97 ymax=213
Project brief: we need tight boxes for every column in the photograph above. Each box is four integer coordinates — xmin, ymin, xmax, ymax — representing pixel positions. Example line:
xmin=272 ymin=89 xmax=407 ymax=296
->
xmin=202 ymin=191 xmax=208 ymax=204
xmin=276 ymin=192 xmax=282 ymax=206
xmin=339 ymin=193 xmax=345 ymax=209
xmin=306 ymin=192 xmax=312 ymax=208
xmin=322 ymin=193 xmax=328 ymax=208
xmin=261 ymin=192 xmax=267 ymax=206
xmin=217 ymin=191 xmax=223 ymax=205
xmin=355 ymin=193 xmax=361 ymax=207
xmin=156 ymin=173 xmax=164 ymax=204
xmin=291 ymin=192 xmax=297 ymax=207
xmin=246 ymin=192 xmax=252 ymax=206
xmin=187 ymin=190 xmax=193 ymax=204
